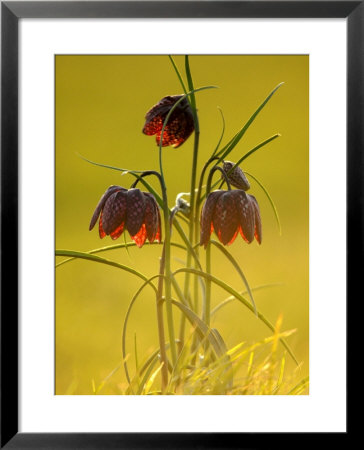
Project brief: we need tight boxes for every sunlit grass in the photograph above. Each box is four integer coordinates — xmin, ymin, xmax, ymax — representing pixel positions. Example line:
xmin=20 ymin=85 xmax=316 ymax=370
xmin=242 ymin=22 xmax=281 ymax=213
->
xmin=86 ymin=315 xmax=308 ymax=396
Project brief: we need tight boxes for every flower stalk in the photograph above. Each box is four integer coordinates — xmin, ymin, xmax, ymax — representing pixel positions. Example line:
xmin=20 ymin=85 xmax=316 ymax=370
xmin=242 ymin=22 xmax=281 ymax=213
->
xmin=156 ymin=244 xmax=169 ymax=391
xmin=180 ymin=56 xmax=201 ymax=350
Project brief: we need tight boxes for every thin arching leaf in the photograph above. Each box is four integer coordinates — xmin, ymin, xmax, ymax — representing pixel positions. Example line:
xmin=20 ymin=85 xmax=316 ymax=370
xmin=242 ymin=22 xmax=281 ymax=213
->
xmin=121 ymin=274 xmax=162 ymax=386
xmin=168 ymin=55 xmax=188 ymax=96
xmin=216 ymin=82 xmax=284 ymax=163
xmin=185 ymin=55 xmax=196 ymax=109
xmin=245 ymin=170 xmax=282 ymax=235
xmin=211 ymin=107 xmax=226 ymax=158
xmin=173 ymin=268 xmax=299 ymax=366
xmin=235 ymin=133 xmax=280 ymax=165
xmin=77 ymin=153 xmax=164 ymax=208
xmin=172 ymin=218 xmax=203 ymax=271
xmin=210 ymin=239 xmax=257 ymax=316
xmin=210 ymin=283 xmax=282 ymax=317
xmin=171 ymin=299 xmax=227 ymax=358
xmin=55 ymin=250 xmax=157 ymax=289
xmin=199 ymin=133 xmax=281 ymax=206
xmin=56 ymin=242 xmax=188 ymax=268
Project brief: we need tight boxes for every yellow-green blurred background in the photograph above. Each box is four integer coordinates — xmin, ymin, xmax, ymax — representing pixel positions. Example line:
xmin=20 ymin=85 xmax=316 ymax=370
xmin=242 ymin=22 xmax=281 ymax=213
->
xmin=56 ymin=55 xmax=308 ymax=394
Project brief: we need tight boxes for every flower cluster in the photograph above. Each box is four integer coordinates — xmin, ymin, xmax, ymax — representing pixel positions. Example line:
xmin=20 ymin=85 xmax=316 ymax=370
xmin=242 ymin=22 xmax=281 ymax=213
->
xmin=90 ymin=96 xmax=262 ymax=251
xmin=89 ymin=186 xmax=161 ymax=248
xmin=200 ymin=189 xmax=262 ymax=248
xmin=142 ymin=95 xmax=194 ymax=147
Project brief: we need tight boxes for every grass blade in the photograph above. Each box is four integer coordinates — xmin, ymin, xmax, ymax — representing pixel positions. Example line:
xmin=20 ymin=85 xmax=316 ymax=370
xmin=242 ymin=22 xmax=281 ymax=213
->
xmin=287 ymin=376 xmax=309 ymax=395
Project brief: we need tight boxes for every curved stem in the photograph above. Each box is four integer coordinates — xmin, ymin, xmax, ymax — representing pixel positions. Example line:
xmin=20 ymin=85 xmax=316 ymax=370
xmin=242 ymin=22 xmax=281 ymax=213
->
xmin=206 ymin=165 xmax=232 ymax=193
xmin=130 ymin=170 xmax=163 ymax=189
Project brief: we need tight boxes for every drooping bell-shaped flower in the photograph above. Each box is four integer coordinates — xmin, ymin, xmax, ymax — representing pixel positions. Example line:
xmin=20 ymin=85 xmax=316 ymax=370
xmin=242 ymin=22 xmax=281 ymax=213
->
xmin=89 ymin=186 xmax=161 ymax=248
xmin=222 ymin=161 xmax=250 ymax=191
xmin=142 ymin=95 xmax=194 ymax=147
xmin=200 ymin=189 xmax=262 ymax=248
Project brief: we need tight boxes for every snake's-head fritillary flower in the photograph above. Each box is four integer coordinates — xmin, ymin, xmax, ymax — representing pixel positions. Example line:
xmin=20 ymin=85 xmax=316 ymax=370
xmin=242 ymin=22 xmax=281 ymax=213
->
xmin=222 ymin=161 xmax=250 ymax=191
xmin=142 ymin=95 xmax=194 ymax=148
xmin=89 ymin=186 xmax=161 ymax=248
xmin=200 ymin=190 xmax=262 ymax=248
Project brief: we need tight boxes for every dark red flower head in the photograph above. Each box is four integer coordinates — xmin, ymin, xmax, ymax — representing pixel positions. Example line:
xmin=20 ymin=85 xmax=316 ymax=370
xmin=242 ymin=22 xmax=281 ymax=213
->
xmin=89 ymin=186 xmax=161 ymax=248
xmin=222 ymin=161 xmax=250 ymax=191
xmin=200 ymin=190 xmax=262 ymax=248
xmin=142 ymin=95 xmax=194 ymax=148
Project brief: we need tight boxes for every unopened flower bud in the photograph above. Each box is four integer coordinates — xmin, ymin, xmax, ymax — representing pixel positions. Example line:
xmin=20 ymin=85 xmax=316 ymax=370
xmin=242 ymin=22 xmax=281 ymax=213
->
xmin=176 ymin=197 xmax=191 ymax=217
xmin=222 ymin=161 xmax=250 ymax=191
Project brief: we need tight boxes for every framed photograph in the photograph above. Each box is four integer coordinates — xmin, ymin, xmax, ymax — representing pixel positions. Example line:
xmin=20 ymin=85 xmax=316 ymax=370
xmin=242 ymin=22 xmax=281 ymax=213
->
xmin=1 ymin=1 xmax=355 ymax=447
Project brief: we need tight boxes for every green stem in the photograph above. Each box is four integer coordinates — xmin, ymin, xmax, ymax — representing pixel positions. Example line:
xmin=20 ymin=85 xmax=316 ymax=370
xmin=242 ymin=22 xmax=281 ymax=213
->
xmin=159 ymin=175 xmax=177 ymax=366
xmin=179 ymin=55 xmax=201 ymax=350
xmin=202 ymin=167 xmax=232 ymax=329
xmin=204 ymin=243 xmax=211 ymax=327
xmin=156 ymin=244 xmax=169 ymax=391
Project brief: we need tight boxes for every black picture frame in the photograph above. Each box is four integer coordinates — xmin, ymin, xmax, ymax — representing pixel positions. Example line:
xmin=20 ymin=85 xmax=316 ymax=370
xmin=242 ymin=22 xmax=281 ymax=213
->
xmin=1 ymin=1 xmax=356 ymax=448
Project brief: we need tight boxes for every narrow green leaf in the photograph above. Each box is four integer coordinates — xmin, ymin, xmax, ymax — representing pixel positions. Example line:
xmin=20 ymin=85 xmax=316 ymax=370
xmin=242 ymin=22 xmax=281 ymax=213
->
xmin=56 ymin=241 xmax=187 ymax=268
xmin=55 ymin=250 xmax=157 ymax=289
xmin=171 ymin=299 xmax=226 ymax=358
xmin=210 ymin=283 xmax=282 ymax=317
xmin=123 ymin=232 xmax=131 ymax=258
xmin=121 ymin=274 xmax=162 ymax=386
xmin=134 ymin=333 xmax=139 ymax=371
xmin=199 ymin=134 xmax=281 ymax=206
xmin=236 ymin=133 xmax=280 ymax=165
xmin=137 ymin=357 xmax=160 ymax=395
xmin=216 ymin=82 xmax=284 ymax=164
xmin=168 ymin=55 xmax=188 ymax=96
xmin=77 ymin=153 xmax=164 ymax=207
xmin=273 ymin=352 xmax=286 ymax=395
xmin=211 ymin=107 xmax=226 ymax=158
xmin=142 ymin=363 xmax=164 ymax=395
xmin=185 ymin=55 xmax=196 ymax=109
xmin=76 ymin=153 xmax=147 ymax=174
xmin=210 ymin=239 xmax=257 ymax=315
xmin=172 ymin=218 xmax=203 ymax=271
xmin=245 ymin=170 xmax=282 ymax=235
